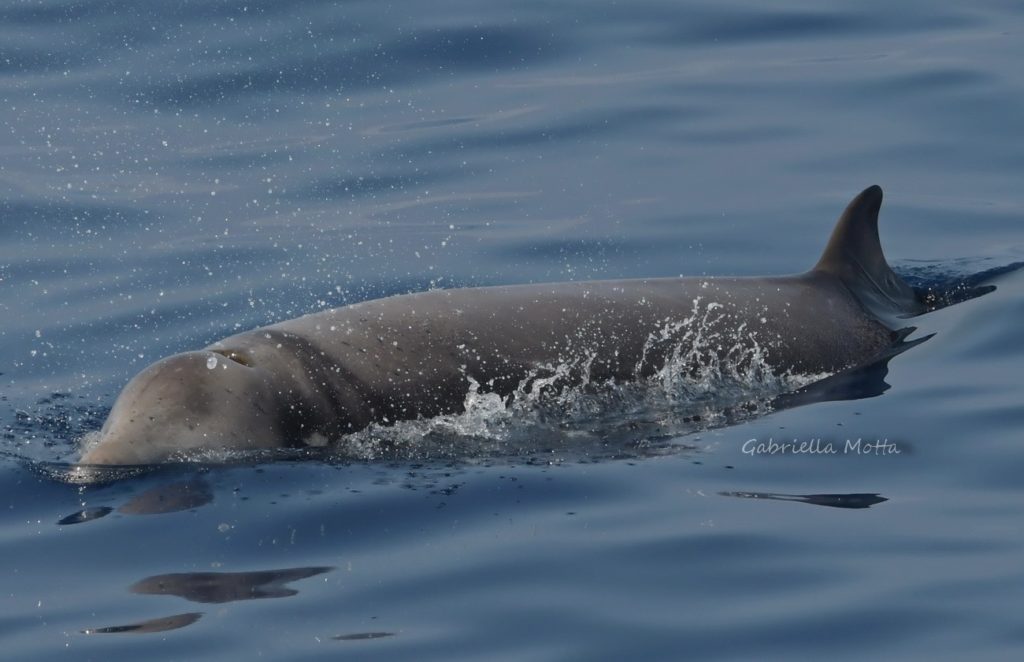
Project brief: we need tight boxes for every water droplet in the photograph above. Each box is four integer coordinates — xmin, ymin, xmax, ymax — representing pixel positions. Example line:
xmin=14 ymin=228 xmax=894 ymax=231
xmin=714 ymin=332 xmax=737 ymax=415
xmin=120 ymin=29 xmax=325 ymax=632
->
xmin=206 ymin=356 xmax=218 ymax=370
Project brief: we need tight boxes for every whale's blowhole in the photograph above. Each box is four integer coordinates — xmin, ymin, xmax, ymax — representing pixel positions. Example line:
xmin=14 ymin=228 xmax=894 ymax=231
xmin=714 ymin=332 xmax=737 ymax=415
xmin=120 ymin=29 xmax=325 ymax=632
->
xmin=211 ymin=348 xmax=254 ymax=367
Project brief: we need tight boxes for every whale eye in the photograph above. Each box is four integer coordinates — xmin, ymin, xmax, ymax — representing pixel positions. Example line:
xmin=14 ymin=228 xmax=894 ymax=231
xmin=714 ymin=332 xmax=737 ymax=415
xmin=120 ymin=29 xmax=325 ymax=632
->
xmin=211 ymin=349 xmax=253 ymax=367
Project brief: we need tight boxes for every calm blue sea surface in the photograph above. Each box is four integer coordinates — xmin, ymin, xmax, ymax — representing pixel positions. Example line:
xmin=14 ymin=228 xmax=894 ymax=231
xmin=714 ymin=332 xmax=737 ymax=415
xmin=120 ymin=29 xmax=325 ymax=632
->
xmin=2 ymin=1 xmax=1024 ymax=659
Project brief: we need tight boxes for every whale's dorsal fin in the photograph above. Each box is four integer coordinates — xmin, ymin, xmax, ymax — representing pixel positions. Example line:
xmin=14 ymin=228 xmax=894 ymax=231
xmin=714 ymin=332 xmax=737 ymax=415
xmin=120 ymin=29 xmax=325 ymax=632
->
xmin=812 ymin=185 xmax=925 ymax=319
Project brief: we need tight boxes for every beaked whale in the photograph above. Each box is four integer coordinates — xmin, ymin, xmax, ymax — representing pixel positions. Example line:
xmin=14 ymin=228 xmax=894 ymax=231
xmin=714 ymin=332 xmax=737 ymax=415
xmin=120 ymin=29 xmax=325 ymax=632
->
xmin=80 ymin=185 xmax=927 ymax=465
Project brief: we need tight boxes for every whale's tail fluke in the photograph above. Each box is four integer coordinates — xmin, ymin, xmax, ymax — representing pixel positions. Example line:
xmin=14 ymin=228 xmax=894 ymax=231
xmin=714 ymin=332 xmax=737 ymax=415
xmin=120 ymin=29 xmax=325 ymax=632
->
xmin=812 ymin=185 xmax=926 ymax=319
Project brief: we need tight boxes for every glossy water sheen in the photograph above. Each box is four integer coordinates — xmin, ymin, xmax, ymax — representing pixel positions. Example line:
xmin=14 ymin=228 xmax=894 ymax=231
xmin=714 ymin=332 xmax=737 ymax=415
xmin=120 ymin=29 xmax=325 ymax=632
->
xmin=2 ymin=1 xmax=1024 ymax=659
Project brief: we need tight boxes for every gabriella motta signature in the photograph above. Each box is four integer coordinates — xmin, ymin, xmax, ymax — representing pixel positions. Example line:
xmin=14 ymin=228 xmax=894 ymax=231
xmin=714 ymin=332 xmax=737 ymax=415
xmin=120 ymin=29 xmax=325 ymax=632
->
xmin=742 ymin=437 xmax=903 ymax=456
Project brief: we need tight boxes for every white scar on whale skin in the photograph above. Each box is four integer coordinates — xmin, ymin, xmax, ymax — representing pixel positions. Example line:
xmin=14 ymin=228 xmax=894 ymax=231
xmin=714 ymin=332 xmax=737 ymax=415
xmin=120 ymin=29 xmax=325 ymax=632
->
xmin=80 ymin=185 xmax=929 ymax=466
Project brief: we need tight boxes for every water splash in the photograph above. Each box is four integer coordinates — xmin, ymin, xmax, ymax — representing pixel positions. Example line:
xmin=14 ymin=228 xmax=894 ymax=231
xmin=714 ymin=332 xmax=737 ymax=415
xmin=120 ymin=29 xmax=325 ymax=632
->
xmin=328 ymin=308 xmax=824 ymax=463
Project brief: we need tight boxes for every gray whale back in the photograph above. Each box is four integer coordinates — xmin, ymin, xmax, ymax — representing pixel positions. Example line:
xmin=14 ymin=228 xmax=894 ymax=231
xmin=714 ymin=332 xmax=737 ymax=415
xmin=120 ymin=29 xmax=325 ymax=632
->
xmin=79 ymin=186 xmax=925 ymax=465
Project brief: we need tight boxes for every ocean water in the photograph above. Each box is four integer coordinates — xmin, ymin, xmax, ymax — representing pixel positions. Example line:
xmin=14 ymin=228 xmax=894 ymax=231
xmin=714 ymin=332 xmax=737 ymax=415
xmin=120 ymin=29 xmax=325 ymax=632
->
xmin=2 ymin=0 xmax=1024 ymax=659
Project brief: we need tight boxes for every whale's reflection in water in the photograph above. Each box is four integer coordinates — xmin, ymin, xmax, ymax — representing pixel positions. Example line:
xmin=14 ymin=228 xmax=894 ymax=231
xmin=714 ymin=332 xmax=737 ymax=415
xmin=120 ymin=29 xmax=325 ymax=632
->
xmin=82 ymin=612 xmax=202 ymax=635
xmin=83 ymin=566 xmax=332 ymax=635
xmin=117 ymin=478 xmax=213 ymax=515
xmin=130 ymin=566 xmax=335 ymax=604
xmin=333 ymin=631 xmax=396 ymax=641
xmin=721 ymin=491 xmax=888 ymax=509
xmin=57 ymin=506 xmax=113 ymax=525
xmin=56 ymin=477 xmax=214 ymax=525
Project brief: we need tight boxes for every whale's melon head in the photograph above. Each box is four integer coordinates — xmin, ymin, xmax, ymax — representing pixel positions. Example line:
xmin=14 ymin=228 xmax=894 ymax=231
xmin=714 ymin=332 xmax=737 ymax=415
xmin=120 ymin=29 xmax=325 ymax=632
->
xmin=79 ymin=350 xmax=291 ymax=465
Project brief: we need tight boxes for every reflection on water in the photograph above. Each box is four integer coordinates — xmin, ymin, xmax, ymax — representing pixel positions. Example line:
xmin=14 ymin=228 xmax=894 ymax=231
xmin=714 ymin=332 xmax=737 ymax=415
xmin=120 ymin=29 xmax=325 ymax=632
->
xmin=56 ymin=477 xmax=213 ymax=524
xmin=720 ymin=491 xmax=889 ymax=509
xmin=82 ymin=612 xmax=202 ymax=635
xmin=333 ymin=632 xmax=396 ymax=641
xmin=57 ymin=506 xmax=113 ymax=525
xmin=130 ymin=566 xmax=334 ymax=604
xmin=117 ymin=478 xmax=213 ymax=515
xmin=82 ymin=567 xmax=332 ymax=636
